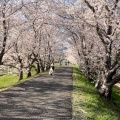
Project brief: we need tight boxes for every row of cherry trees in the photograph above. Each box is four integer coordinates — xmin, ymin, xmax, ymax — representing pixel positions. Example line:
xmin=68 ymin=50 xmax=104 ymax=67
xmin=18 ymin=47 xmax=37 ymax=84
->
xmin=0 ymin=0 xmax=120 ymax=100
xmin=61 ymin=0 xmax=120 ymax=100
xmin=0 ymin=0 xmax=62 ymax=80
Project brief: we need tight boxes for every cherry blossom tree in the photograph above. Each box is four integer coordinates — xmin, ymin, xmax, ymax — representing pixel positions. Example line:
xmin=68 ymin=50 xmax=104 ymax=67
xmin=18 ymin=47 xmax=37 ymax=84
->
xmin=0 ymin=0 xmax=23 ymax=65
xmin=60 ymin=0 xmax=120 ymax=100
xmin=55 ymin=0 xmax=120 ymax=100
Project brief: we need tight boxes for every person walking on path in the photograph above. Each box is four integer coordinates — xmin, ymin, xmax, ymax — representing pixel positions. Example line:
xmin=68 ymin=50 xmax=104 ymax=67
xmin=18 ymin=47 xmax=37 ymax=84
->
xmin=49 ymin=63 xmax=54 ymax=75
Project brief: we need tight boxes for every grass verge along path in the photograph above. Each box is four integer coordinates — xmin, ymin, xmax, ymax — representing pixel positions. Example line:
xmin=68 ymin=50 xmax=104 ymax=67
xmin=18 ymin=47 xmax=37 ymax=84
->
xmin=0 ymin=71 xmax=49 ymax=91
xmin=0 ymin=63 xmax=60 ymax=91
xmin=0 ymin=67 xmax=72 ymax=119
xmin=73 ymin=66 xmax=120 ymax=120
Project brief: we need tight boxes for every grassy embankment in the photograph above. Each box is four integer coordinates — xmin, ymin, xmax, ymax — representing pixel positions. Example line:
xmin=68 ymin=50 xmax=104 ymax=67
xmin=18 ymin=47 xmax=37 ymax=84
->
xmin=0 ymin=63 xmax=60 ymax=91
xmin=0 ymin=71 xmax=48 ymax=91
xmin=73 ymin=66 xmax=120 ymax=120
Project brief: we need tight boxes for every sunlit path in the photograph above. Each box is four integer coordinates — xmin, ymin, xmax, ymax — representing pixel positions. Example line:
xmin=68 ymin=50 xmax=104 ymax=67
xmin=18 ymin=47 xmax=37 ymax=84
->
xmin=0 ymin=67 xmax=73 ymax=120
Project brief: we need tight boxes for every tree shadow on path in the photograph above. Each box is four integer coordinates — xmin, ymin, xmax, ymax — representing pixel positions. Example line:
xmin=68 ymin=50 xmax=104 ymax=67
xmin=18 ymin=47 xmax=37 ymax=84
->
xmin=0 ymin=67 xmax=73 ymax=120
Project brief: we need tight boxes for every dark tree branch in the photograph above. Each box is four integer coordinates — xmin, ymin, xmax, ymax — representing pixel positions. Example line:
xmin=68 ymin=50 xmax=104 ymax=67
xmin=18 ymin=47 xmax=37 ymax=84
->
xmin=84 ymin=0 xmax=95 ymax=13
xmin=110 ymin=74 xmax=120 ymax=86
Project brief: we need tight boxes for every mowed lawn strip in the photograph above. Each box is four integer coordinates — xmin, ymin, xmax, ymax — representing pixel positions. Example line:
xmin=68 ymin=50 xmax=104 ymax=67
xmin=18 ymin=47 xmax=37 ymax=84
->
xmin=0 ymin=63 xmax=60 ymax=91
xmin=0 ymin=70 xmax=49 ymax=91
xmin=73 ymin=66 xmax=120 ymax=120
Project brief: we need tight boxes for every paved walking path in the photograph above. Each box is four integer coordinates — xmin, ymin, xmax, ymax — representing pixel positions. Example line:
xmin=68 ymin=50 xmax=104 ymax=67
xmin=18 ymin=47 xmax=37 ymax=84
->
xmin=0 ymin=67 xmax=73 ymax=120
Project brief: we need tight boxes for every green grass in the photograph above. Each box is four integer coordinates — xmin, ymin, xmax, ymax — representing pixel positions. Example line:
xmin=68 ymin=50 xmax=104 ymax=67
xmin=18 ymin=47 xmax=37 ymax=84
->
xmin=0 ymin=70 xmax=49 ymax=91
xmin=0 ymin=74 xmax=19 ymax=89
xmin=73 ymin=66 xmax=120 ymax=120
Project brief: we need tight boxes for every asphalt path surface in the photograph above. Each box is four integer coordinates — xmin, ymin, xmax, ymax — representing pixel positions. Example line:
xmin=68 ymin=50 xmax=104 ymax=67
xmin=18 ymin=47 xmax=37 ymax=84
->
xmin=0 ymin=67 xmax=73 ymax=120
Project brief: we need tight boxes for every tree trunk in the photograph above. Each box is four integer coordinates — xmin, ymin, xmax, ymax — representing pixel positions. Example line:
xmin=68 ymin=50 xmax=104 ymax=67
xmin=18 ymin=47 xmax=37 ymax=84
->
xmin=0 ymin=3 xmax=7 ymax=64
xmin=83 ymin=59 xmax=93 ymax=82
xmin=60 ymin=60 xmax=62 ymax=66
xmin=41 ymin=67 xmax=44 ymax=72
xmin=36 ymin=63 xmax=40 ymax=74
xmin=46 ymin=64 xmax=50 ymax=70
xmin=19 ymin=70 xmax=23 ymax=80
xmin=27 ymin=69 xmax=31 ymax=78
xmin=85 ymin=66 xmax=93 ymax=82
xmin=39 ymin=59 xmax=45 ymax=72
xmin=95 ymin=76 xmax=112 ymax=100
xmin=40 ymin=63 xmax=45 ymax=72
xmin=98 ymin=83 xmax=112 ymax=100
